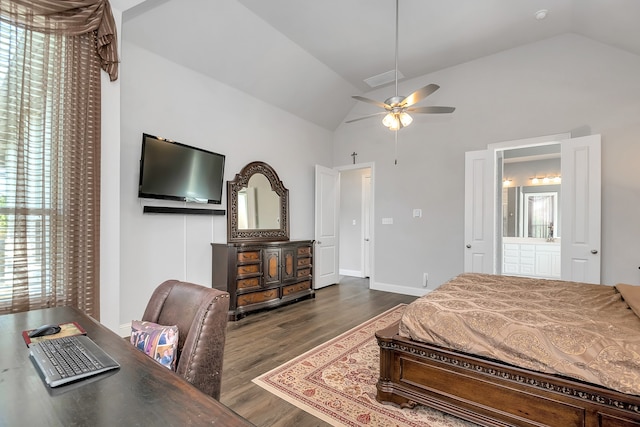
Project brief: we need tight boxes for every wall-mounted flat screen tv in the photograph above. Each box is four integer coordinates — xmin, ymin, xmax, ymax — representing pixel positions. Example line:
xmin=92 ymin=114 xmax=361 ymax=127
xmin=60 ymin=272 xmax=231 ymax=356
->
xmin=138 ymin=133 xmax=226 ymax=205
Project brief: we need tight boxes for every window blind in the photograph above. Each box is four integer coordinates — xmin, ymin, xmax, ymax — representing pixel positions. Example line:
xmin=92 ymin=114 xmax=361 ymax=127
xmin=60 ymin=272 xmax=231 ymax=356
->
xmin=0 ymin=18 xmax=100 ymax=317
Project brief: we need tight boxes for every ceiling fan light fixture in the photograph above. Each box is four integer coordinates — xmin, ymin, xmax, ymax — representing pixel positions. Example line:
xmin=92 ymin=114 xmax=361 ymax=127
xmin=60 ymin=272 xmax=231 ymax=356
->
xmin=382 ymin=112 xmax=399 ymax=129
xmin=399 ymin=112 xmax=413 ymax=127
xmin=382 ymin=111 xmax=413 ymax=130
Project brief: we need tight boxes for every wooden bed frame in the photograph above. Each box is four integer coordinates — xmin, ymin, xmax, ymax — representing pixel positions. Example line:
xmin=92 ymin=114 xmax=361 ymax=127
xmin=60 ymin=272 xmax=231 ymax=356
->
xmin=376 ymin=322 xmax=640 ymax=427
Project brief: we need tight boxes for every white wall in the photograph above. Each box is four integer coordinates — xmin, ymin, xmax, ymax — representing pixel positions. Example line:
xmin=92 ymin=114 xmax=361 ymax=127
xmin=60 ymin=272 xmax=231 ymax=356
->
xmin=119 ymin=42 xmax=332 ymax=330
xmin=334 ymin=34 xmax=640 ymax=293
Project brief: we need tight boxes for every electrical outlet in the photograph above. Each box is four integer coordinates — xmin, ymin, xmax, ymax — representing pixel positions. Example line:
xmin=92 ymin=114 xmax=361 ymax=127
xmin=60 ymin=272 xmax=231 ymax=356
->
xmin=423 ymin=273 xmax=428 ymax=287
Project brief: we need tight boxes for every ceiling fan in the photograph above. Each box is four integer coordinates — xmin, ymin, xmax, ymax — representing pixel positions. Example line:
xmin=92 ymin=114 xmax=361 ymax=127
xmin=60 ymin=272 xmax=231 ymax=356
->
xmin=346 ymin=0 xmax=455 ymax=130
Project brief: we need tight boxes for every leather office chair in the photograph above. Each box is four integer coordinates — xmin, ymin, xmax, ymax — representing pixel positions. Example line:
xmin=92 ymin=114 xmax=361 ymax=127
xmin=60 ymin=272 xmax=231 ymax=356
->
xmin=142 ymin=280 xmax=230 ymax=400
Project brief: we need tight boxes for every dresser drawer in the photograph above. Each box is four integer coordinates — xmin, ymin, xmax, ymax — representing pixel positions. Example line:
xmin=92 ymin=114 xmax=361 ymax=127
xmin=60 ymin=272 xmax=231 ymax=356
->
xmin=237 ymin=289 xmax=278 ymax=306
xmin=237 ymin=264 xmax=260 ymax=275
xmin=297 ymin=267 xmax=311 ymax=277
xmin=297 ymin=257 xmax=311 ymax=267
xmin=282 ymin=280 xmax=311 ymax=296
xmin=237 ymin=277 xmax=260 ymax=290
xmin=212 ymin=240 xmax=315 ymax=320
xmin=297 ymin=246 xmax=311 ymax=257
xmin=237 ymin=251 xmax=260 ymax=263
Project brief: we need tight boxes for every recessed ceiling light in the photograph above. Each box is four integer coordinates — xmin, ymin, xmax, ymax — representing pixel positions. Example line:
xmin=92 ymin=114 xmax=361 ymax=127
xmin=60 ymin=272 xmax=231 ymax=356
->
xmin=535 ymin=9 xmax=548 ymax=20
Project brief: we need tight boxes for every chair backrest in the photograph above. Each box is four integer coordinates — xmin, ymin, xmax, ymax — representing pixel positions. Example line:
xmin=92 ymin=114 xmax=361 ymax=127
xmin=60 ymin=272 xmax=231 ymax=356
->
xmin=142 ymin=280 xmax=230 ymax=399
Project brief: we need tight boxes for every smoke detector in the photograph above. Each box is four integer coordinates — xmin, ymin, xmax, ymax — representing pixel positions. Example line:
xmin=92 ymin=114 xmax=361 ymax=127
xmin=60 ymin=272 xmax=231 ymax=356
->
xmin=535 ymin=9 xmax=548 ymax=20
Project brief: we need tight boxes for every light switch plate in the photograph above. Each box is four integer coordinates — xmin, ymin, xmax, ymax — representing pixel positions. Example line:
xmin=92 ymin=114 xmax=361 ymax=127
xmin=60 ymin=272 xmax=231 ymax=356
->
xmin=413 ymin=209 xmax=422 ymax=218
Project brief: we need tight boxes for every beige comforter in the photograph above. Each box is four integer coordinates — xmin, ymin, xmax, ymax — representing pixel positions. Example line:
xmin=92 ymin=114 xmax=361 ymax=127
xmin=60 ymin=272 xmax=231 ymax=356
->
xmin=399 ymin=273 xmax=640 ymax=396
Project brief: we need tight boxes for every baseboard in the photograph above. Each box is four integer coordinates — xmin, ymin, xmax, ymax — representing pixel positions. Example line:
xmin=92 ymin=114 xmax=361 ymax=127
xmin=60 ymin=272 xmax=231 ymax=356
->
xmin=370 ymin=281 xmax=432 ymax=297
xmin=119 ymin=322 xmax=132 ymax=338
xmin=339 ymin=268 xmax=363 ymax=277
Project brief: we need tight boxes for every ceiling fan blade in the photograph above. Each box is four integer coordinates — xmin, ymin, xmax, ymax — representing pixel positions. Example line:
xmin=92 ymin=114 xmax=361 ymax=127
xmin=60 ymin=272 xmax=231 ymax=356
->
xmin=406 ymin=106 xmax=456 ymax=114
xmin=345 ymin=112 xmax=387 ymax=123
xmin=400 ymin=84 xmax=440 ymax=107
xmin=352 ymin=95 xmax=390 ymax=110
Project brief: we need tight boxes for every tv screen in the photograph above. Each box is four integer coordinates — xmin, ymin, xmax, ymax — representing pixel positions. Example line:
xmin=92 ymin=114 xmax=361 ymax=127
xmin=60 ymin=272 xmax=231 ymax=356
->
xmin=138 ymin=133 xmax=225 ymax=204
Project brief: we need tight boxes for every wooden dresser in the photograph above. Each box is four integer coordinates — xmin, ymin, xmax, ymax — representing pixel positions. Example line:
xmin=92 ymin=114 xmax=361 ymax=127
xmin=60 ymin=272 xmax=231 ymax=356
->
xmin=211 ymin=240 xmax=314 ymax=320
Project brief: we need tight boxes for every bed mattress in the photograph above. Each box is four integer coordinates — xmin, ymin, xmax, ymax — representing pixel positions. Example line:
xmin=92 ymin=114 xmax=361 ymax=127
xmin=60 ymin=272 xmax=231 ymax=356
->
xmin=399 ymin=273 xmax=640 ymax=395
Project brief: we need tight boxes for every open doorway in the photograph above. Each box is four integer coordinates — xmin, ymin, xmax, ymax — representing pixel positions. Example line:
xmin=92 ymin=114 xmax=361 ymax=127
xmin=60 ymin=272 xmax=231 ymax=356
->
xmin=500 ymin=144 xmax=562 ymax=279
xmin=314 ymin=162 xmax=375 ymax=289
xmin=337 ymin=166 xmax=372 ymax=279
xmin=464 ymin=133 xmax=601 ymax=283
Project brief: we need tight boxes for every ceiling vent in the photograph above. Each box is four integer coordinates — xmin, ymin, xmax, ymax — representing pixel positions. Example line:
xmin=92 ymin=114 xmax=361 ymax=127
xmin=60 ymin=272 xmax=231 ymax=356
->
xmin=364 ymin=69 xmax=404 ymax=88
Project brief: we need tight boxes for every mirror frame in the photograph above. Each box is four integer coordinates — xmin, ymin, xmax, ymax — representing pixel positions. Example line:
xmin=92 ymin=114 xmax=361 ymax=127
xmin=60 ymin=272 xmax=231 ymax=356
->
xmin=227 ymin=161 xmax=289 ymax=242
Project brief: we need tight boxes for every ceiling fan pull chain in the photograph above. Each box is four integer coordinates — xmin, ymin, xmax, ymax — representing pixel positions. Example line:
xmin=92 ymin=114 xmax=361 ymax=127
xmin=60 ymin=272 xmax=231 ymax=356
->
xmin=394 ymin=129 xmax=398 ymax=165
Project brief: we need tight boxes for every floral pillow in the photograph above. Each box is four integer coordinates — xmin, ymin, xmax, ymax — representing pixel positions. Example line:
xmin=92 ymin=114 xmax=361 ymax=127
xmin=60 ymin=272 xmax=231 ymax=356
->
xmin=130 ymin=320 xmax=179 ymax=371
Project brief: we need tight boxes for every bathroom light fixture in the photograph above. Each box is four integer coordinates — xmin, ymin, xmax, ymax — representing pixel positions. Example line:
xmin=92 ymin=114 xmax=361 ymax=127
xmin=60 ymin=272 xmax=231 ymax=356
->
xmin=530 ymin=175 xmax=561 ymax=185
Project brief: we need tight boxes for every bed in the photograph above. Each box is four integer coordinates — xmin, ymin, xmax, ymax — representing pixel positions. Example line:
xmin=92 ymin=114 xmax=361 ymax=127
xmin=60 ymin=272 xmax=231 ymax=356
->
xmin=375 ymin=273 xmax=640 ymax=426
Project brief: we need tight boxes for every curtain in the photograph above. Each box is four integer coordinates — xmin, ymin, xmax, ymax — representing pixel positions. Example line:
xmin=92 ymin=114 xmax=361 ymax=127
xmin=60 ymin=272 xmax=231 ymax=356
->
xmin=0 ymin=0 xmax=118 ymax=318
xmin=0 ymin=0 xmax=118 ymax=80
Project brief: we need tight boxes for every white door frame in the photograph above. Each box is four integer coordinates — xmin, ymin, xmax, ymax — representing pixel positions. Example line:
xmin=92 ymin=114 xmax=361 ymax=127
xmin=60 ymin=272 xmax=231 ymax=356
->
xmin=335 ymin=162 xmax=375 ymax=287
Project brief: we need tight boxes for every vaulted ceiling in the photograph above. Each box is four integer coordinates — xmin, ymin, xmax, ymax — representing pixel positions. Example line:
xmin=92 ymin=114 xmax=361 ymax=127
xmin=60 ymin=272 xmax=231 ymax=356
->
xmin=120 ymin=0 xmax=640 ymax=131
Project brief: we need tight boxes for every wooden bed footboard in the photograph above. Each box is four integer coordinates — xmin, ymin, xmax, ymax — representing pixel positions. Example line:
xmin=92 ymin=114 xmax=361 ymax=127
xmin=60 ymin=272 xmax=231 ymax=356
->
xmin=376 ymin=322 xmax=640 ymax=427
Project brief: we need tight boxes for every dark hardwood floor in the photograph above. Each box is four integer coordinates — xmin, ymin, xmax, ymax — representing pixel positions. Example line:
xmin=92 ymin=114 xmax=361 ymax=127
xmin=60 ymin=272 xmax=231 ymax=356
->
xmin=219 ymin=276 xmax=417 ymax=427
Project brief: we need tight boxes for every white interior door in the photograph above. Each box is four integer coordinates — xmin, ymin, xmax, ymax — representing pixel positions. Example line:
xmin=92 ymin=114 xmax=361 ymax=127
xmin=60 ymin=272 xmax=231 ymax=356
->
xmin=464 ymin=150 xmax=494 ymax=273
xmin=560 ymin=134 xmax=601 ymax=283
xmin=314 ymin=165 xmax=340 ymax=289
xmin=465 ymin=133 xmax=601 ymax=283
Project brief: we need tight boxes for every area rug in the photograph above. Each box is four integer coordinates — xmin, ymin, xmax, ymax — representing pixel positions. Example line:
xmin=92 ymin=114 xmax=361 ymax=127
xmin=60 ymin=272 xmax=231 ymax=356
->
xmin=252 ymin=304 xmax=478 ymax=427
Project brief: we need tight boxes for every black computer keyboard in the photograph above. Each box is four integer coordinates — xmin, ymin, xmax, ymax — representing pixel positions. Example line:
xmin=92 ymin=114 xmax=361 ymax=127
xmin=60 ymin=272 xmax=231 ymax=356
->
xmin=41 ymin=336 xmax=107 ymax=377
xmin=30 ymin=335 xmax=120 ymax=387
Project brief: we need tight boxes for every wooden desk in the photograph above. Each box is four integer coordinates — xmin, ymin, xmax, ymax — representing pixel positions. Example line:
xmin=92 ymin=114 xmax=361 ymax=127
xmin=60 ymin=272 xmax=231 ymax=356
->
xmin=0 ymin=306 xmax=253 ymax=426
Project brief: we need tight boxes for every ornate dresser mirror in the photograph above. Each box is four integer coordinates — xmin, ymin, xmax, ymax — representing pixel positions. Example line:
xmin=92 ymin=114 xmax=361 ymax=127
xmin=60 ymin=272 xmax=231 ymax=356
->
xmin=215 ymin=161 xmax=313 ymax=320
xmin=227 ymin=161 xmax=289 ymax=242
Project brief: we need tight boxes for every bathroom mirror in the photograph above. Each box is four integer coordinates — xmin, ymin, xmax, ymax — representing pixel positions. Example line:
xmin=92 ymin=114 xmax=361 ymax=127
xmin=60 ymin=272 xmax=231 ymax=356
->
xmin=227 ymin=161 xmax=289 ymax=242
xmin=503 ymin=185 xmax=560 ymax=238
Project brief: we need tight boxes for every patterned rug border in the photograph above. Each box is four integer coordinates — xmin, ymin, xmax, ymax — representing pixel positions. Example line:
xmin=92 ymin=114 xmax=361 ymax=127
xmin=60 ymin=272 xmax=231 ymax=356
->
xmin=252 ymin=304 xmax=407 ymax=426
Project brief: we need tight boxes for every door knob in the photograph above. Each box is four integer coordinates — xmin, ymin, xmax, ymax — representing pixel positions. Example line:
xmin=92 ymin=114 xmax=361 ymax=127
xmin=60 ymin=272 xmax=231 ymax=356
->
xmin=316 ymin=241 xmax=322 ymax=245
xmin=591 ymin=249 xmax=598 ymax=254
xmin=466 ymin=244 xmax=471 ymax=248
